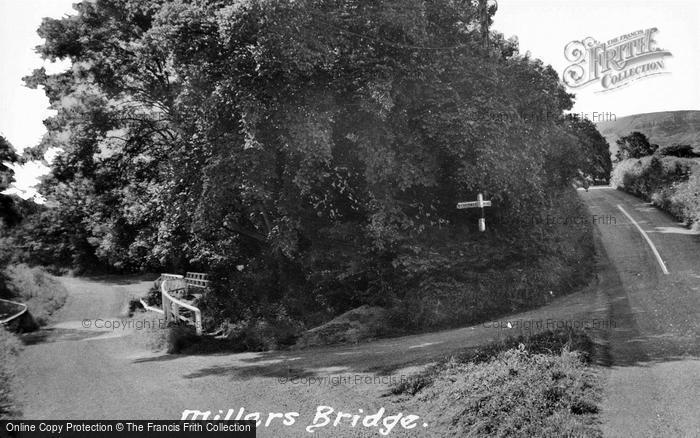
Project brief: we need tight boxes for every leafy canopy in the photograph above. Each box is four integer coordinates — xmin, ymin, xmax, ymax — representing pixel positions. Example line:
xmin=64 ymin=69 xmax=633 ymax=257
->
xmin=15 ymin=0 xmax=602 ymax=324
xmin=615 ymin=131 xmax=658 ymax=161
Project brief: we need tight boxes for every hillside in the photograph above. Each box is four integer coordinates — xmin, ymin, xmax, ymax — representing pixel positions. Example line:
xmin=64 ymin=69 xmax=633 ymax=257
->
xmin=597 ymin=110 xmax=700 ymax=157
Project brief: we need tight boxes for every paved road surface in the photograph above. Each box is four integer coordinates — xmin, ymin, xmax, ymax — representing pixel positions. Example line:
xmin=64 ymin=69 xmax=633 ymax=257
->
xmin=582 ymin=188 xmax=700 ymax=437
xmin=11 ymin=188 xmax=700 ymax=437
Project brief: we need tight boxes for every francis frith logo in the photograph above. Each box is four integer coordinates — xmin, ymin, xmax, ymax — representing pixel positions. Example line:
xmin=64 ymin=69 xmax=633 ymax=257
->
xmin=563 ymin=28 xmax=672 ymax=91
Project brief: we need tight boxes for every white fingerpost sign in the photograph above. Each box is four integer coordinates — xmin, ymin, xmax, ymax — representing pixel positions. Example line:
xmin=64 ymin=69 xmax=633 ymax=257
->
xmin=457 ymin=193 xmax=492 ymax=232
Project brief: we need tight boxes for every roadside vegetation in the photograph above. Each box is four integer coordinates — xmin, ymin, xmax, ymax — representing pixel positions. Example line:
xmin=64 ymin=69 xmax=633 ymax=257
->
xmin=611 ymin=131 xmax=700 ymax=230
xmin=1 ymin=138 xmax=69 ymax=328
xmin=3 ymin=1 xmax=611 ymax=349
xmin=1 ymin=264 xmax=69 ymax=326
xmin=0 ymin=326 xmax=22 ymax=419
xmin=392 ymin=328 xmax=601 ymax=437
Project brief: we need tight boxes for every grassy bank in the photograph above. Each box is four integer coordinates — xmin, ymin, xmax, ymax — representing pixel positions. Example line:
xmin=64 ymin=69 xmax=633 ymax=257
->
xmin=393 ymin=329 xmax=601 ymax=437
xmin=0 ymin=327 xmax=22 ymax=419
xmin=611 ymin=155 xmax=700 ymax=230
xmin=2 ymin=264 xmax=69 ymax=326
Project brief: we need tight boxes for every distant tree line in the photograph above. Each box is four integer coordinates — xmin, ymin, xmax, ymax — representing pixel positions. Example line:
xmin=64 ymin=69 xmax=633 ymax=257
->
xmin=0 ymin=136 xmax=21 ymax=228
xmin=611 ymin=130 xmax=699 ymax=231
xmin=615 ymin=131 xmax=700 ymax=161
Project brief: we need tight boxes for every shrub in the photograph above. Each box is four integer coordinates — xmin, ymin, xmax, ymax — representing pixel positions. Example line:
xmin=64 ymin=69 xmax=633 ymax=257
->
xmin=144 ymin=283 xmax=162 ymax=307
xmin=393 ymin=329 xmax=601 ymax=437
xmin=130 ymin=317 xmax=205 ymax=355
xmin=426 ymin=349 xmax=600 ymax=437
xmin=0 ymin=327 xmax=22 ymax=419
xmin=612 ymin=156 xmax=700 ymax=229
xmin=669 ymin=172 xmax=700 ymax=231
xmin=391 ymin=328 xmax=595 ymax=396
xmin=656 ymin=144 xmax=700 ymax=158
xmin=3 ymin=264 xmax=69 ymax=326
xmin=386 ymin=188 xmax=595 ymax=332
xmin=165 ymin=324 xmax=201 ymax=354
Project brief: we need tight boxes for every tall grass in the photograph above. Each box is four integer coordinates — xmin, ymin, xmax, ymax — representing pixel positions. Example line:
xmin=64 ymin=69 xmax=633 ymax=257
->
xmin=3 ymin=264 xmax=69 ymax=326
xmin=393 ymin=329 xmax=601 ymax=437
xmin=0 ymin=327 xmax=22 ymax=419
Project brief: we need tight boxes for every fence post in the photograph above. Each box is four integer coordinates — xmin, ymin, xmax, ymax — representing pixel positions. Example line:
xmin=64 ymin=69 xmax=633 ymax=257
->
xmin=194 ymin=310 xmax=202 ymax=336
xmin=161 ymin=284 xmax=169 ymax=325
xmin=159 ymin=274 xmax=203 ymax=335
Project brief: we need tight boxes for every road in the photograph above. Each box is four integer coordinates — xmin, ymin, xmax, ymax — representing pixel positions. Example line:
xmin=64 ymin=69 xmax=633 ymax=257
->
xmin=581 ymin=187 xmax=700 ymax=437
xmin=10 ymin=188 xmax=700 ymax=437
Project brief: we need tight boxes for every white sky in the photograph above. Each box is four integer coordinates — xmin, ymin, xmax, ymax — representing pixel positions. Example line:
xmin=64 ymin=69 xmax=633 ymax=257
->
xmin=493 ymin=0 xmax=700 ymax=119
xmin=0 ymin=0 xmax=74 ymax=154
xmin=0 ymin=0 xmax=699 ymax=199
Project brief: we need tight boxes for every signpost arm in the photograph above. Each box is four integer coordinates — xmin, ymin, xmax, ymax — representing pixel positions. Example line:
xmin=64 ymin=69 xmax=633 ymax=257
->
xmin=457 ymin=193 xmax=491 ymax=232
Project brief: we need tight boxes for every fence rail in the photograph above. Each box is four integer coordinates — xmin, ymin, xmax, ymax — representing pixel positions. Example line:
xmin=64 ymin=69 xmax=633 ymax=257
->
xmin=185 ymin=272 xmax=209 ymax=290
xmin=160 ymin=275 xmax=203 ymax=335
xmin=0 ymin=298 xmax=28 ymax=326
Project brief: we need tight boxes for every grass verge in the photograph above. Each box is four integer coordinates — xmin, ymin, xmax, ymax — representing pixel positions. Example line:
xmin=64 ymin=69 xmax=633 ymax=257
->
xmin=3 ymin=264 xmax=69 ymax=326
xmin=392 ymin=328 xmax=601 ymax=437
xmin=0 ymin=327 xmax=22 ymax=419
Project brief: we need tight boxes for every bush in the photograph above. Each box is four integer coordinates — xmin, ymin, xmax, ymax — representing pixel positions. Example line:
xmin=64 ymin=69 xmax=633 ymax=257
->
xmin=667 ymin=172 xmax=700 ymax=231
xmin=217 ymin=315 xmax=305 ymax=352
xmin=656 ymin=144 xmax=700 ymax=158
xmin=386 ymin=188 xmax=595 ymax=332
xmin=612 ymin=156 xmax=700 ymax=229
xmin=166 ymin=324 xmax=201 ymax=354
xmin=0 ymin=327 xmax=22 ymax=419
xmin=391 ymin=328 xmax=595 ymax=396
xmin=144 ymin=283 xmax=162 ymax=307
xmin=129 ymin=319 xmax=202 ymax=355
xmin=3 ymin=264 xmax=69 ymax=326
xmin=210 ymin=186 xmax=596 ymax=351
xmin=424 ymin=349 xmax=600 ymax=437
xmin=393 ymin=329 xmax=601 ymax=437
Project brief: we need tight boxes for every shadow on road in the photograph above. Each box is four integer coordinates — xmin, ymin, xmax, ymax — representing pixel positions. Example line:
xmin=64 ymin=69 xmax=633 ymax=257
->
xmin=81 ymin=273 xmax=159 ymax=285
xmin=582 ymin=190 xmax=700 ymax=368
xmin=159 ymin=218 xmax=700 ymax=384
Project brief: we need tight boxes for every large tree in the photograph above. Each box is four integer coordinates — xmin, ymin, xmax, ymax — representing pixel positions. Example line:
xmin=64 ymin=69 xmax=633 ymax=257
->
xmin=563 ymin=115 xmax=613 ymax=181
xmin=22 ymin=0 xmax=580 ymax=323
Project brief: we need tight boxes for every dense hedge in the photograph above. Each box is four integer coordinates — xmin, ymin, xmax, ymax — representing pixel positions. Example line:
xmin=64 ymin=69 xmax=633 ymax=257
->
xmin=611 ymin=155 xmax=700 ymax=230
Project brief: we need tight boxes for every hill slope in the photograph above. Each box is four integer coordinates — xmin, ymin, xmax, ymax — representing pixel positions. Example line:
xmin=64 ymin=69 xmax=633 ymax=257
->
xmin=597 ymin=110 xmax=700 ymax=157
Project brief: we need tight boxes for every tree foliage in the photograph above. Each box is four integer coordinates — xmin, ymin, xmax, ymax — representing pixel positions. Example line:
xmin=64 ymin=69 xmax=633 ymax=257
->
xmin=16 ymin=0 xmax=599 ymax=327
xmin=656 ymin=144 xmax=700 ymax=158
xmin=615 ymin=131 xmax=658 ymax=161
xmin=562 ymin=115 xmax=612 ymax=181
xmin=0 ymin=136 xmax=21 ymax=227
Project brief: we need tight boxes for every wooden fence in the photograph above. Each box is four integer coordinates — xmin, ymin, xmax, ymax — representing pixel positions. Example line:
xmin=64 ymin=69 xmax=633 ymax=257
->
xmin=159 ymin=272 xmax=209 ymax=335
xmin=185 ymin=272 xmax=209 ymax=291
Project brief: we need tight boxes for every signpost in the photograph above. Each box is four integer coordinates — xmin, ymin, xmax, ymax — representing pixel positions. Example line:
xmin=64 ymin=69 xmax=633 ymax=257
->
xmin=457 ymin=193 xmax=492 ymax=232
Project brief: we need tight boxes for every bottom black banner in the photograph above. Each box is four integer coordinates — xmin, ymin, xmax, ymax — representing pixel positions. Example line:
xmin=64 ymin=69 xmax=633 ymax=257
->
xmin=0 ymin=421 xmax=255 ymax=438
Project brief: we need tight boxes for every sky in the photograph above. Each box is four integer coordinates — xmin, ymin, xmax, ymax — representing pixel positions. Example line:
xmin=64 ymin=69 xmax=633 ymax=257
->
xmin=0 ymin=0 xmax=699 ymax=199
xmin=0 ymin=0 xmax=74 ymax=201
xmin=493 ymin=0 xmax=700 ymax=119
